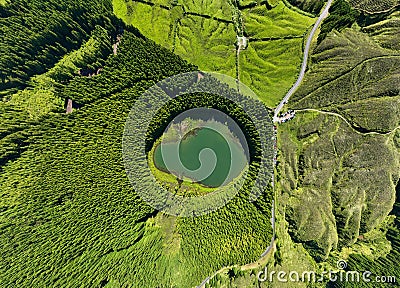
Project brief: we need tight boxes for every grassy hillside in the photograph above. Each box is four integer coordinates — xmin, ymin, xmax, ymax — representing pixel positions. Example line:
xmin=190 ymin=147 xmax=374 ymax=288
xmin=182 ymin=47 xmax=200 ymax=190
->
xmin=289 ymin=22 xmax=400 ymax=141
xmin=221 ymin=10 xmax=400 ymax=283
xmin=0 ymin=2 xmax=274 ymax=284
xmin=350 ymin=0 xmax=399 ymax=13
xmin=287 ymin=0 xmax=326 ymax=15
xmin=5 ymin=26 xmax=112 ymax=118
xmin=279 ymin=5 xmax=400 ymax=272
xmin=2 ymin=0 xmax=399 ymax=287
xmin=239 ymin=38 xmax=305 ymax=106
xmin=279 ymin=112 xmax=399 ymax=257
xmin=362 ymin=10 xmax=400 ymax=50
xmin=175 ymin=15 xmax=237 ymax=77
xmin=113 ymin=0 xmax=316 ymax=107
xmin=242 ymin=1 xmax=315 ymax=38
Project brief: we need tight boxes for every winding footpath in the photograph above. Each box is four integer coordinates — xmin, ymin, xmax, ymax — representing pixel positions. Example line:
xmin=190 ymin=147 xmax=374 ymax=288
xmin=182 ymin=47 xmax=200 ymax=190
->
xmin=273 ymin=0 xmax=333 ymax=123
xmin=296 ymin=108 xmax=400 ymax=136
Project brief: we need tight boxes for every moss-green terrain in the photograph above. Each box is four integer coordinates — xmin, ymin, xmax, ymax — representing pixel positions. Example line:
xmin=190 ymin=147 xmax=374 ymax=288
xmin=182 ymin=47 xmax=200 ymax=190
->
xmin=202 ymin=1 xmax=400 ymax=287
xmin=272 ymin=1 xmax=400 ymax=286
xmin=287 ymin=0 xmax=326 ymax=15
xmin=350 ymin=0 xmax=399 ymax=13
xmin=113 ymin=0 xmax=316 ymax=107
xmin=1 ymin=0 xmax=399 ymax=287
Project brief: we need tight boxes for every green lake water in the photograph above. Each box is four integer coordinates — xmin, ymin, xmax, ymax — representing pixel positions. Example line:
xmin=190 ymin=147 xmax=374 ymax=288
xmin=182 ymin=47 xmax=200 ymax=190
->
xmin=153 ymin=127 xmax=248 ymax=188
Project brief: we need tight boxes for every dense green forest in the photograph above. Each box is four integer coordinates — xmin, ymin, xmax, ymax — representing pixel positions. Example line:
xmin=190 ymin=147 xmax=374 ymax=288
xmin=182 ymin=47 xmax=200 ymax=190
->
xmin=0 ymin=0 xmax=275 ymax=287
xmin=1 ymin=0 xmax=399 ymax=287
xmin=202 ymin=1 xmax=400 ymax=287
xmin=317 ymin=0 xmax=359 ymax=43
xmin=0 ymin=0 xmax=122 ymax=90
xmin=287 ymin=0 xmax=325 ymax=15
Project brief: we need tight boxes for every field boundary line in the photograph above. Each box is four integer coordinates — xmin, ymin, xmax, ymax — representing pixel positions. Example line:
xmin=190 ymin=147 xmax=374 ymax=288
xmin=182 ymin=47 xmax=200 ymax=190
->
xmin=295 ymin=108 xmax=400 ymax=136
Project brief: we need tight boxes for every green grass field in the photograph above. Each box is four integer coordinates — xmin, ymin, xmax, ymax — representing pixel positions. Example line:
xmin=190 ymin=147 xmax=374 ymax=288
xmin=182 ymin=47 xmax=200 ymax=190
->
xmin=113 ymin=1 xmax=176 ymax=49
xmin=113 ymin=0 xmax=317 ymax=108
xmin=242 ymin=1 xmax=315 ymax=39
xmin=181 ymin=0 xmax=233 ymax=20
xmin=175 ymin=15 xmax=237 ymax=78
xmin=239 ymin=39 xmax=305 ymax=107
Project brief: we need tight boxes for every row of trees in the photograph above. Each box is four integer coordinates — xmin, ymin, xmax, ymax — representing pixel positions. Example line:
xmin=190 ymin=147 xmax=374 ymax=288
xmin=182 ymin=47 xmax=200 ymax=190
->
xmin=63 ymin=31 xmax=196 ymax=105
xmin=0 ymin=0 xmax=126 ymax=169
xmin=1 ymin=19 xmax=275 ymax=286
xmin=287 ymin=0 xmax=325 ymax=15
xmin=127 ymin=73 xmax=276 ymax=284
xmin=0 ymin=0 xmax=121 ymax=90
xmin=318 ymin=0 xmax=359 ymax=43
